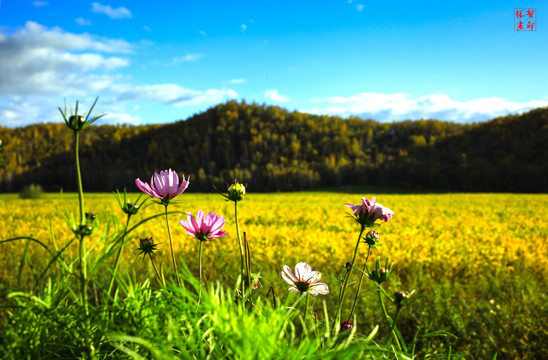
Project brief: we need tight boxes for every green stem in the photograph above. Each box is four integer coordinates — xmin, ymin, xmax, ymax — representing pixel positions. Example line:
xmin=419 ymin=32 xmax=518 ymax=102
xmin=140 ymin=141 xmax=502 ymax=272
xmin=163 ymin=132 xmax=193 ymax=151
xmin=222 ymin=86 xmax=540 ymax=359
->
xmin=148 ymin=253 xmax=163 ymax=284
xmin=199 ymin=240 xmax=203 ymax=285
xmin=304 ymin=291 xmax=310 ymax=319
xmin=335 ymin=224 xmax=365 ymax=324
xmin=347 ymin=244 xmax=372 ymax=322
xmin=74 ymin=131 xmax=93 ymax=358
xmin=234 ymin=201 xmax=246 ymax=296
xmin=165 ymin=205 xmax=182 ymax=288
xmin=386 ymin=306 xmax=402 ymax=344
xmin=107 ymin=214 xmax=131 ymax=296
xmin=378 ymin=287 xmax=402 ymax=351
xmin=301 ymin=291 xmax=311 ymax=339
xmin=197 ymin=240 xmax=204 ymax=306
xmin=79 ymin=234 xmax=89 ymax=314
xmin=74 ymin=132 xmax=85 ymax=226
xmin=244 ymin=232 xmax=252 ymax=289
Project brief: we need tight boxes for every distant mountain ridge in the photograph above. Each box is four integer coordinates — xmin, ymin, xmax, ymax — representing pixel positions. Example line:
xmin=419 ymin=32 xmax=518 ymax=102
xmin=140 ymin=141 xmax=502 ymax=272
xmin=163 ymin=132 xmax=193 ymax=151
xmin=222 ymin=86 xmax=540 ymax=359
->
xmin=0 ymin=101 xmax=547 ymax=192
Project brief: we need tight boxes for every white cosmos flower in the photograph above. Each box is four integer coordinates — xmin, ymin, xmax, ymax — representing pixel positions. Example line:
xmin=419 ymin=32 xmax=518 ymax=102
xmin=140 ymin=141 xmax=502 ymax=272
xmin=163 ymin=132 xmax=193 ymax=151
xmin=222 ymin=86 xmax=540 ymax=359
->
xmin=281 ymin=262 xmax=329 ymax=296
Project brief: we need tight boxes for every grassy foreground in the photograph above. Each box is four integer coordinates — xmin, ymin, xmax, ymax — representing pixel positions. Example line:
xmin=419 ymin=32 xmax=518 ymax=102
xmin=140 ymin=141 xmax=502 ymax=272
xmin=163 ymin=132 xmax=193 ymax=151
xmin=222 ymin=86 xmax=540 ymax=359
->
xmin=0 ymin=191 xmax=547 ymax=359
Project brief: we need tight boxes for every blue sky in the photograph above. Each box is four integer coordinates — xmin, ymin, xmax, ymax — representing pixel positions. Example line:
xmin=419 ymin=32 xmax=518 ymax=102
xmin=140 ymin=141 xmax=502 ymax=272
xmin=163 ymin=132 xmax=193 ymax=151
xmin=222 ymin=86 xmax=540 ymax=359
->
xmin=0 ymin=0 xmax=546 ymax=127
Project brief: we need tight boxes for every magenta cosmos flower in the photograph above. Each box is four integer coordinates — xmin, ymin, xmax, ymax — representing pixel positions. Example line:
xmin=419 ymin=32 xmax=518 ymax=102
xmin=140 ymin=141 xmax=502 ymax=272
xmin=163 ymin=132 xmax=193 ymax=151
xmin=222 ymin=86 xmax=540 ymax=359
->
xmin=135 ymin=169 xmax=189 ymax=205
xmin=346 ymin=196 xmax=394 ymax=226
xmin=179 ymin=210 xmax=228 ymax=242
xmin=281 ymin=262 xmax=329 ymax=296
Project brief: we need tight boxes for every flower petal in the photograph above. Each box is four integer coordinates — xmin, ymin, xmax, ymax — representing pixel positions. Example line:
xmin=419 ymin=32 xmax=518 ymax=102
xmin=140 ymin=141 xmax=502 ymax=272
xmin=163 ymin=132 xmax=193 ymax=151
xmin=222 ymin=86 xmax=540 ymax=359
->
xmin=135 ymin=178 xmax=160 ymax=199
xmin=306 ymin=271 xmax=322 ymax=284
xmin=294 ymin=262 xmax=312 ymax=281
xmin=174 ymin=175 xmax=190 ymax=197
xmin=282 ymin=265 xmax=298 ymax=283
xmin=309 ymin=282 xmax=329 ymax=296
xmin=167 ymin=169 xmax=179 ymax=198
xmin=288 ymin=286 xmax=301 ymax=294
xmin=210 ymin=214 xmax=226 ymax=232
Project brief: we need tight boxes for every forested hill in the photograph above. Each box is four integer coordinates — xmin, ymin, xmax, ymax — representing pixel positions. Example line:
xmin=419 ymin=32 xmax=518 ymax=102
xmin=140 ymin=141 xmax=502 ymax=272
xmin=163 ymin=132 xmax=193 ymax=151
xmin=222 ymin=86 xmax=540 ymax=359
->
xmin=1 ymin=101 xmax=547 ymax=193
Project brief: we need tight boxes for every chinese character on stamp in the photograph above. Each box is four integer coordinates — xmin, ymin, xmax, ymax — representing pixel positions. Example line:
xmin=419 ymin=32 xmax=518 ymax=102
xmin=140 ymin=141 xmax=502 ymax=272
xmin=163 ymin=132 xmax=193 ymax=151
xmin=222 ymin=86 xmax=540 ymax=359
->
xmin=515 ymin=8 xmax=536 ymax=31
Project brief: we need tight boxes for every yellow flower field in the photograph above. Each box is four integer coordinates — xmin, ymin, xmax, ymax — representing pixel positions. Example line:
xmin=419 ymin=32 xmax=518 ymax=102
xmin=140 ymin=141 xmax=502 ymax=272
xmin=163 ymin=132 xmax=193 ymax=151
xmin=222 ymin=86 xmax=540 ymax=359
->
xmin=1 ymin=192 xmax=546 ymax=287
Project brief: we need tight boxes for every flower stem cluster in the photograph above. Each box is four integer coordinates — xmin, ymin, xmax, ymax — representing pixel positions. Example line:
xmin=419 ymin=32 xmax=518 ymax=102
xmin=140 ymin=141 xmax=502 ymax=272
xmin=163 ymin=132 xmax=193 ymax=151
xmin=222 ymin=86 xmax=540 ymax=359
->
xmin=58 ymin=98 xmax=105 ymax=359
xmin=216 ymin=180 xmax=250 ymax=296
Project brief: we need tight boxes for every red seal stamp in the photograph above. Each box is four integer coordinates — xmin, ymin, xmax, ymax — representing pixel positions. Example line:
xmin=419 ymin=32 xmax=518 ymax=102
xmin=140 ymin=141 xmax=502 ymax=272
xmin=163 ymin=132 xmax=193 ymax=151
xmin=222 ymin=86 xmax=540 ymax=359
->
xmin=515 ymin=8 xmax=536 ymax=31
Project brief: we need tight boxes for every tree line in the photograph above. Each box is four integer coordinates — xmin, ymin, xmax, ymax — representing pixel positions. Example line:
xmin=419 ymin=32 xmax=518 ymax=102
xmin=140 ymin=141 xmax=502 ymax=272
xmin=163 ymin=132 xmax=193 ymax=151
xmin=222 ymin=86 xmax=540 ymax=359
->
xmin=0 ymin=101 xmax=546 ymax=193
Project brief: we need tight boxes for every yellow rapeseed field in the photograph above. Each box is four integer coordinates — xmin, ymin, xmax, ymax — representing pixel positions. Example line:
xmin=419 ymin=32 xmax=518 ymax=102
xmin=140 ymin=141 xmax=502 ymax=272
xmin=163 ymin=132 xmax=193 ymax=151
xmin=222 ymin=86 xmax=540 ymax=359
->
xmin=1 ymin=192 xmax=546 ymax=289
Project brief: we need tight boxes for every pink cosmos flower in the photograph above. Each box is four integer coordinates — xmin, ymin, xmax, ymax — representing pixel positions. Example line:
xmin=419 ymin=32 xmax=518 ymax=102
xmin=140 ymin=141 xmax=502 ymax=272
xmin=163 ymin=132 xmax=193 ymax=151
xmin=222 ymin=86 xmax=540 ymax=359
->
xmin=345 ymin=196 xmax=394 ymax=226
xmin=281 ymin=262 xmax=329 ymax=296
xmin=135 ymin=169 xmax=189 ymax=204
xmin=179 ymin=210 xmax=228 ymax=242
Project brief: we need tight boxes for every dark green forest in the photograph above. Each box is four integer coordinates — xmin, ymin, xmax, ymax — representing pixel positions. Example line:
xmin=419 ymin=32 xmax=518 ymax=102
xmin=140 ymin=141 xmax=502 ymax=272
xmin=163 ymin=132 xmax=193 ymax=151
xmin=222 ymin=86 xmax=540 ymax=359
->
xmin=1 ymin=101 xmax=547 ymax=193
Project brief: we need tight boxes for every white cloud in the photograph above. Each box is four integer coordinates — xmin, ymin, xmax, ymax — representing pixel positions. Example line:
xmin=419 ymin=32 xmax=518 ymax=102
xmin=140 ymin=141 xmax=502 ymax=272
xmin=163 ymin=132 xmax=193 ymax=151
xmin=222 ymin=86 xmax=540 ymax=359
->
xmin=228 ymin=78 xmax=247 ymax=84
xmin=33 ymin=1 xmax=48 ymax=7
xmin=199 ymin=30 xmax=207 ymax=36
xmin=100 ymin=112 xmax=142 ymax=125
xmin=307 ymin=92 xmax=548 ymax=122
xmin=241 ymin=24 xmax=247 ymax=33
xmin=0 ymin=22 xmax=240 ymax=127
xmin=144 ymin=26 xmax=151 ymax=32
xmin=116 ymin=84 xmax=238 ymax=107
xmin=357 ymin=4 xmax=364 ymax=11
xmin=264 ymin=89 xmax=289 ymax=102
xmin=91 ymin=2 xmax=132 ymax=19
xmin=75 ymin=18 xmax=92 ymax=26
xmin=0 ymin=22 xmax=131 ymax=97
xmin=3 ymin=21 xmax=132 ymax=54
xmin=173 ymin=53 xmax=205 ymax=62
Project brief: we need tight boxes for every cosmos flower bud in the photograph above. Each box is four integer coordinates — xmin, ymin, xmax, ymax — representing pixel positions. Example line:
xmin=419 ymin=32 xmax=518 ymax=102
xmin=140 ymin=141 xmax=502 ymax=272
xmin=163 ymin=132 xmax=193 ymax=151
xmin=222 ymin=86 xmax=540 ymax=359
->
xmin=68 ymin=115 xmax=85 ymax=130
xmin=126 ymin=203 xmax=139 ymax=214
xmin=394 ymin=291 xmax=408 ymax=304
xmin=59 ymin=97 xmax=106 ymax=132
xmin=340 ymin=321 xmax=355 ymax=332
xmin=227 ymin=180 xmax=246 ymax=202
xmin=114 ymin=188 xmax=148 ymax=215
xmin=215 ymin=179 xmax=247 ymax=202
xmin=367 ymin=257 xmax=395 ymax=284
xmin=71 ymin=212 xmax=97 ymax=236
xmin=394 ymin=290 xmax=415 ymax=308
xmin=136 ymin=237 xmax=159 ymax=257
xmin=364 ymin=230 xmax=380 ymax=246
